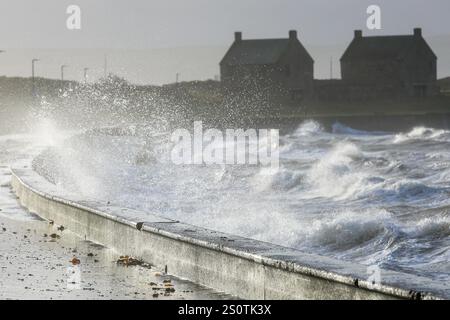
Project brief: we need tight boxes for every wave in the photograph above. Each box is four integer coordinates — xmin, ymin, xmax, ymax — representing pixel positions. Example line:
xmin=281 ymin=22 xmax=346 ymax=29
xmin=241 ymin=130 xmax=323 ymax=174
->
xmin=394 ymin=127 xmax=449 ymax=143
xmin=27 ymin=124 xmax=450 ymax=282
xmin=363 ymin=179 xmax=447 ymax=205
xmin=293 ymin=120 xmax=324 ymax=137
xmin=305 ymin=142 xmax=369 ymax=199
xmin=332 ymin=122 xmax=388 ymax=136
xmin=301 ymin=209 xmax=397 ymax=252
xmin=252 ymin=167 xmax=303 ymax=192
xmin=301 ymin=140 xmax=444 ymax=204
xmin=412 ymin=216 xmax=450 ymax=239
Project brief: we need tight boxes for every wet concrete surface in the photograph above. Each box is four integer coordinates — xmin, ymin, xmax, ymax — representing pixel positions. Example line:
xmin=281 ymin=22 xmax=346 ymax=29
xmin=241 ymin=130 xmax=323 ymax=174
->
xmin=0 ymin=202 xmax=234 ymax=300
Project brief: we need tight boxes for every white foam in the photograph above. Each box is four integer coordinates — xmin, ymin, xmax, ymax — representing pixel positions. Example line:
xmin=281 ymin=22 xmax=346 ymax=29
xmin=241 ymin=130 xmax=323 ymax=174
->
xmin=304 ymin=209 xmax=394 ymax=251
xmin=293 ymin=120 xmax=324 ymax=137
xmin=394 ymin=126 xmax=449 ymax=143
xmin=23 ymin=123 xmax=450 ymax=281
xmin=410 ymin=216 xmax=450 ymax=238
xmin=304 ymin=142 xmax=370 ymax=200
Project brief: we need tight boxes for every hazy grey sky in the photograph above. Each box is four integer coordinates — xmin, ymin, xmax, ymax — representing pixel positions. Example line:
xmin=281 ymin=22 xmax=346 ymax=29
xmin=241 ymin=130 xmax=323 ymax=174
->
xmin=1 ymin=1 xmax=449 ymax=84
xmin=1 ymin=0 xmax=449 ymax=48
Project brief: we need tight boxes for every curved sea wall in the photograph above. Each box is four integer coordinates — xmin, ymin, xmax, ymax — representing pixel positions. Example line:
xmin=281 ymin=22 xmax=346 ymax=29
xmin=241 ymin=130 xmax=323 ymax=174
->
xmin=11 ymin=167 xmax=448 ymax=300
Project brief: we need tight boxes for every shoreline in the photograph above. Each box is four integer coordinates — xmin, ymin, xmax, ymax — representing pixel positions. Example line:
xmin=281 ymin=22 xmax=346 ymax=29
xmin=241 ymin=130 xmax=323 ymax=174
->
xmin=11 ymin=166 xmax=449 ymax=300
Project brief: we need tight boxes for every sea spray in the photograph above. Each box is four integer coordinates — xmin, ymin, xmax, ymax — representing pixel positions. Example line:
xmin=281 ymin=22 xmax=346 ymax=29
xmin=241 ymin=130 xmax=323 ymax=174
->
xmin=27 ymin=121 xmax=450 ymax=281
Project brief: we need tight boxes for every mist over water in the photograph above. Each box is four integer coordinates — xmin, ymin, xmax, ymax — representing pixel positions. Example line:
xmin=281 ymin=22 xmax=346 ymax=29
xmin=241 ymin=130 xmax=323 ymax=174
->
xmin=27 ymin=118 xmax=450 ymax=282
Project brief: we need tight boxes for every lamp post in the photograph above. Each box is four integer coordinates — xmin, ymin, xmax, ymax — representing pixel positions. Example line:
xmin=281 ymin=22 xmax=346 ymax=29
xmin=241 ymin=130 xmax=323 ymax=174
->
xmin=83 ymin=67 xmax=89 ymax=83
xmin=0 ymin=51 xmax=4 ymax=75
xmin=32 ymin=58 xmax=40 ymax=98
xmin=104 ymin=54 xmax=107 ymax=78
xmin=32 ymin=58 xmax=39 ymax=80
xmin=330 ymin=57 xmax=333 ymax=80
xmin=61 ymin=65 xmax=68 ymax=82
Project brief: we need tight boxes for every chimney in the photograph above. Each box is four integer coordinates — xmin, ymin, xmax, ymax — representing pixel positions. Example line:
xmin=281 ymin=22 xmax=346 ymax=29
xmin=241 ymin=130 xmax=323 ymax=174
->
xmin=234 ymin=32 xmax=242 ymax=42
xmin=414 ymin=28 xmax=422 ymax=37
xmin=354 ymin=30 xmax=363 ymax=39
xmin=289 ymin=30 xmax=298 ymax=40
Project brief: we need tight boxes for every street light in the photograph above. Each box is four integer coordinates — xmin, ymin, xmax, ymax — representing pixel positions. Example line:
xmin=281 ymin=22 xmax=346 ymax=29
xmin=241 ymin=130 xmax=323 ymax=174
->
xmin=61 ymin=65 xmax=68 ymax=81
xmin=31 ymin=58 xmax=40 ymax=99
xmin=83 ymin=67 xmax=89 ymax=83
xmin=0 ymin=51 xmax=5 ymax=78
xmin=32 ymin=58 xmax=40 ymax=80
xmin=103 ymin=54 xmax=108 ymax=78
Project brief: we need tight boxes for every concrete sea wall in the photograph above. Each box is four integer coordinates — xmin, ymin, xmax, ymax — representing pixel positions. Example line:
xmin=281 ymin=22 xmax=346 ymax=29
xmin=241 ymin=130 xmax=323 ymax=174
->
xmin=11 ymin=167 xmax=449 ymax=300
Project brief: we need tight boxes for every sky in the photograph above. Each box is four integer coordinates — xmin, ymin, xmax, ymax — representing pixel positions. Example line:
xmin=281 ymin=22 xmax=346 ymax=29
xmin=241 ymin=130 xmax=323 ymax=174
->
xmin=0 ymin=0 xmax=449 ymax=83
xmin=1 ymin=0 xmax=450 ymax=48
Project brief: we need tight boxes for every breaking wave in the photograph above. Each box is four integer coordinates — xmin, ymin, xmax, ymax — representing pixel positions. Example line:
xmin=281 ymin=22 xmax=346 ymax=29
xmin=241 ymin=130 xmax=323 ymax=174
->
xmin=394 ymin=126 xmax=450 ymax=143
xmin=28 ymin=120 xmax=450 ymax=282
xmin=292 ymin=120 xmax=324 ymax=137
xmin=332 ymin=122 xmax=388 ymax=136
xmin=303 ymin=209 xmax=395 ymax=252
xmin=412 ymin=216 xmax=450 ymax=239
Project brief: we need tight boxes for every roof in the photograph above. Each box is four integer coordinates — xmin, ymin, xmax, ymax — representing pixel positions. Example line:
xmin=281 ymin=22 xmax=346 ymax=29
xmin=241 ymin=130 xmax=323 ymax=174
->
xmin=220 ymin=38 xmax=313 ymax=66
xmin=341 ymin=35 xmax=437 ymax=61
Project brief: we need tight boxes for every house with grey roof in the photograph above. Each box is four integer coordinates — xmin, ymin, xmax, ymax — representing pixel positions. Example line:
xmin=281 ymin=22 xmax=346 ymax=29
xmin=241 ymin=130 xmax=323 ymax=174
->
xmin=341 ymin=28 xmax=438 ymax=98
xmin=220 ymin=31 xmax=314 ymax=102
